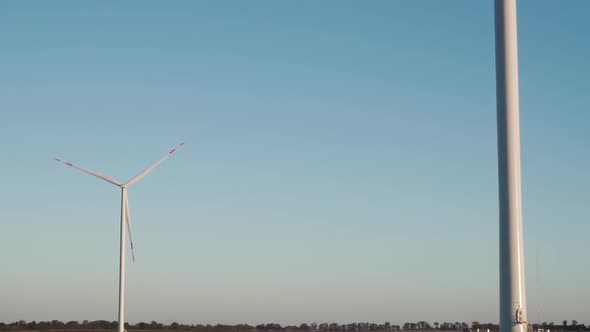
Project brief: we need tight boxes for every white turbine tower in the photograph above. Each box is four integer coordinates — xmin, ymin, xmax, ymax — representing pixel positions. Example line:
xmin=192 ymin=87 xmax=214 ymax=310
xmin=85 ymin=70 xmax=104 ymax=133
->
xmin=494 ymin=1 xmax=528 ymax=332
xmin=55 ymin=142 xmax=185 ymax=332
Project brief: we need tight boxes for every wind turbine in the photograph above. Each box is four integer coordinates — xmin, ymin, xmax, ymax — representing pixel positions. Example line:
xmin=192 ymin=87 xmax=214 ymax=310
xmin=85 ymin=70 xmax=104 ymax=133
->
xmin=54 ymin=142 xmax=185 ymax=332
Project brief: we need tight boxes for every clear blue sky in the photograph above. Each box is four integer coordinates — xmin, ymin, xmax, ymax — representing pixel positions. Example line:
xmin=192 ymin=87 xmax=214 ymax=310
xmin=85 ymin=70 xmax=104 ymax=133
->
xmin=1 ymin=0 xmax=589 ymax=326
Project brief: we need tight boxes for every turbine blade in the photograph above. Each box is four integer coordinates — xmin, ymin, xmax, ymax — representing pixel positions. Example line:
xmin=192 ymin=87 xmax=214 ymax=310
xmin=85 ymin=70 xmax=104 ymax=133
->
xmin=125 ymin=142 xmax=185 ymax=186
xmin=124 ymin=193 xmax=135 ymax=262
xmin=54 ymin=158 xmax=122 ymax=186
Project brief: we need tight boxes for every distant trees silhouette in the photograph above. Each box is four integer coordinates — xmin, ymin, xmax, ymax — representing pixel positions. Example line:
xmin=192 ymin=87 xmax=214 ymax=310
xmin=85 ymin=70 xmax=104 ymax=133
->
xmin=0 ymin=320 xmax=589 ymax=332
xmin=0 ymin=321 xmax=248 ymax=332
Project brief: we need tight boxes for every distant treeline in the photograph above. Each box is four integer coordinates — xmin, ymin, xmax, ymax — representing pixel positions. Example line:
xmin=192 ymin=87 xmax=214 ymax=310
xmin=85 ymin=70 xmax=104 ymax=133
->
xmin=1 ymin=320 xmax=589 ymax=332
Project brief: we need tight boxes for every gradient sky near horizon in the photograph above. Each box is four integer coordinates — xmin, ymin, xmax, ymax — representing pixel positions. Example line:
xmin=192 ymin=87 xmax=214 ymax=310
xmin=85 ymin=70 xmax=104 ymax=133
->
xmin=1 ymin=0 xmax=589 ymax=326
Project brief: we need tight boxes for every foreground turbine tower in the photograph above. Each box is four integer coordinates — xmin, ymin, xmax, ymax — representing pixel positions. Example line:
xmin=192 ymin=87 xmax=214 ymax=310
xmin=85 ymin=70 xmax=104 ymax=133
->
xmin=494 ymin=1 xmax=528 ymax=332
xmin=55 ymin=142 xmax=184 ymax=332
